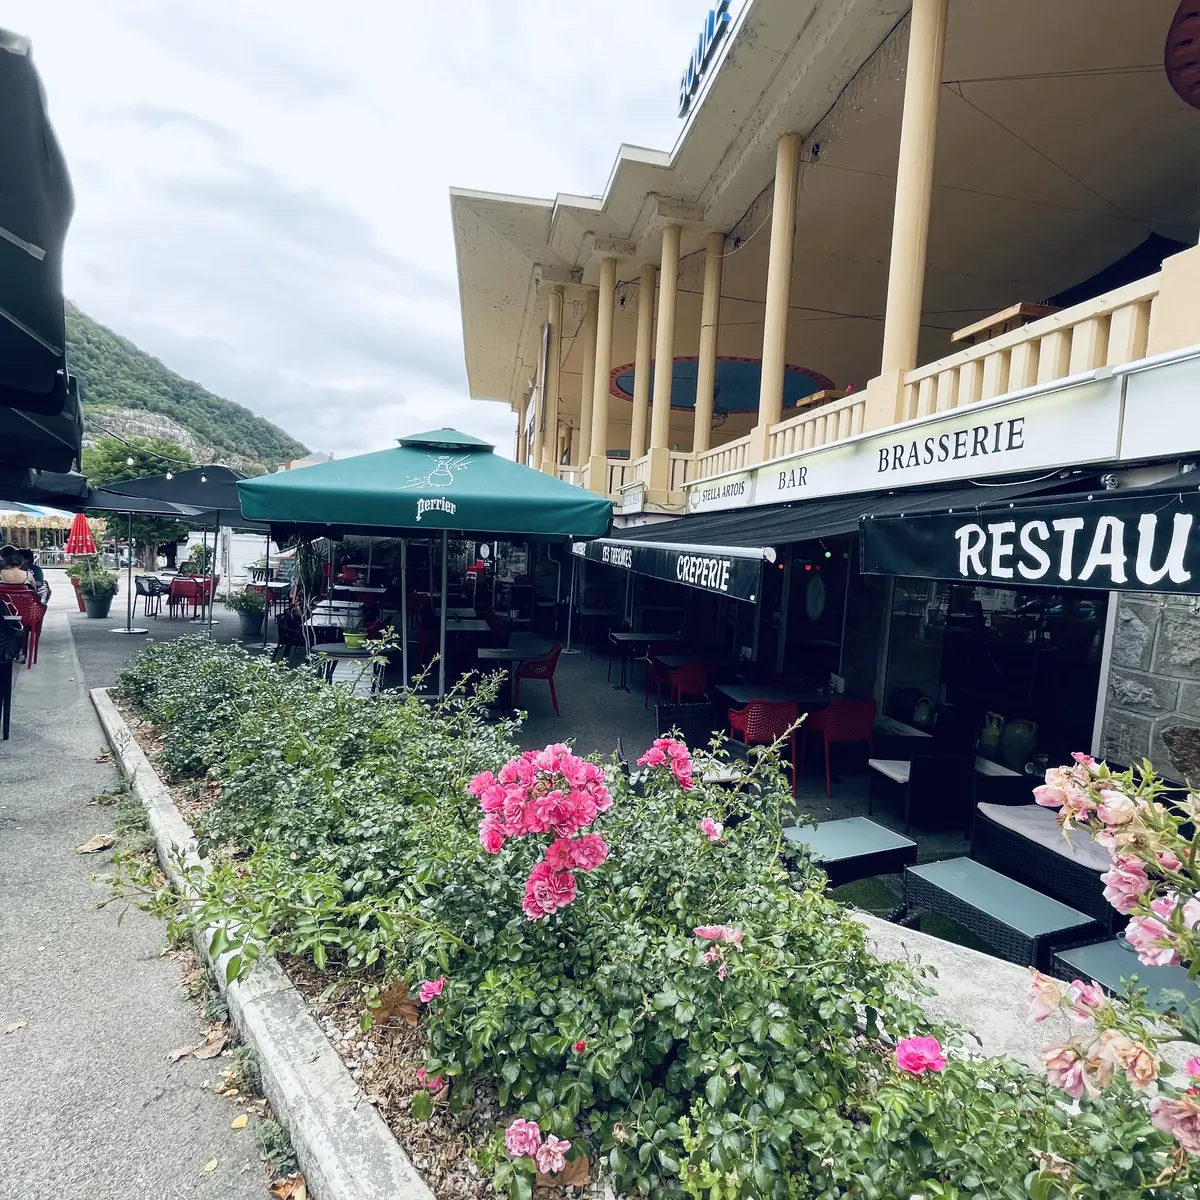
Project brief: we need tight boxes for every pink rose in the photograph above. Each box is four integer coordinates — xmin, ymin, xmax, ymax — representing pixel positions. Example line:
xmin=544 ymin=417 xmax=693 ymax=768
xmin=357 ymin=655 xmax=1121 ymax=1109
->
xmin=1026 ymin=969 xmax=1065 ymax=1023
xmin=1033 ymin=784 xmax=1067 ymax=809
xmin=1184 ymin=897 xmax=1200 ymax=931
xmin=415 ymin=1067 xmax=444 ymax=1092
xmin=1097 ymin=789 xmax=1137 ymax=826
xmin=1072 ymin=752 xmax=1100 ymax=772
xmin=522 ymin=862 xmax=578 ymax=921
xmin=534 ymin=1135 xmax=572 ymax=1175
xmin=694 ymin=924 xmax=743 ymax=947
xmin=1152 ymin=893 xmax=1179 ymax=921
xmin=1186 ymin=1057 xmax=1200 ymax=1078
xmin=1100 ymin=856 xmax=1150 ymax=915
xmin=1160 ymin=849 xmax=1183 ymax=872
xmin=638 ymin=746 xmax=667 ymax=768
xmin=1067 ymin=979 xmax=1106 ymax=1024
xmin=1151 ymin=1095 xmax=1200 ymax=1153
xmin=418 ymin=976 xmax=446 ymax=1004
xmin=505 ymin=1118 xmax=542 ymax=1159
xmin=479 ymin=814 xmax=506 ymax=854
xmin=895 ymin=1036 xmax=946 ymax=1075
xmin=1040 ymin=1044 xmax=1086 ymax=1099
xmin=479 ymin=783 xmax=507 ymax=813
xmin=1125 ymin=915 xmax=1181 ymax=967
xmin=468 ymin=771 xmax=495 ymax=798
xmin=567 ymin=833 xmax=609 ymax=872
xmin=699 ymin=817 xmax=724 ymax=841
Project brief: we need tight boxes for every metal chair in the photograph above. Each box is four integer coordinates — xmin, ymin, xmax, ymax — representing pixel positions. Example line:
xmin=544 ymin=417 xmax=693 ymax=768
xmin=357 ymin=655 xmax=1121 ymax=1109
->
xmin=134 ymin=576 xmax=161 ymax=619
xmin=655 ymin=701 xmax=721 ymax=749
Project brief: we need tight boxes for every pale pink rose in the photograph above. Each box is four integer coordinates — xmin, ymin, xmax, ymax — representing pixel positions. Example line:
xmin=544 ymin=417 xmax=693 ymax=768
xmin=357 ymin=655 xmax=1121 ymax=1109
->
xmin=694 ymin=924 xmax=743 ymax=947
xmin=699 ymin=817 xmax=724 ymax=842
xmin=1100 ymin=856 xmax=1151 ymax=915
xmin=505 ymin=1118 xmax=542 ymax=1158
xmin=637 ymin=746 xmax=667 ymax=768
xmin=1121 ymin=1042 xmax=1159 ymax=1091
xmin=468 ymin=771 xmax=496 ymax=798
xmin=895 ymin=1036 xmax=946 ymax=1075
xmin=1152 ymin=893 xmax=1179 ymax=921
xmin=701 ymin=947 xmax=721 ymax=965
xmin=1160 ymin=849 xmax=1183 ymax=872
xmin=1072 ymin=752 xmax=1100 ymax=773
xmin=1026 ymin=970 xmax=1065 ymax=1023
xmin=418 ymin=976 xmax=446 ymax=1003
xmin=1125 ymin=915 xmax=1181 ymax=967
xmin=1184 ymin=897 xmax=1200 ymax=931
xmin=534 ymin=1135 xmax=572 ymax=1176
xmin=717 ymin=960 xmax=728 ymax=980
xmin=479 ymin=815 xmax=506 ymax=854
xmin=1034 ymin=784 xmax=1067 ymax=809
xmin=1067 ymin=979 xmax=1106 ymax=1024
xmin=1151 ymin=1094 xmax=1200 ymax=1153
xmin=1097 ymin=789 xmax=1137 ymax=826
xmin=1041 ymin=1044 xmax=1086 ymax=1099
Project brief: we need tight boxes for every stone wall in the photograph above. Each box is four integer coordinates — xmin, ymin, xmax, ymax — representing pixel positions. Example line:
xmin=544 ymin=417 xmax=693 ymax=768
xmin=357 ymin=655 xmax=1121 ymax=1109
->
xmin=1100 ymin=593 xmax=1200 ymax=782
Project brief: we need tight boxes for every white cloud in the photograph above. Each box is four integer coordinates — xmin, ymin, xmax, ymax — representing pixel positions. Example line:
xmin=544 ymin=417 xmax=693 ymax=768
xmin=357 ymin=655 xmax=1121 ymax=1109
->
xmin=9 ymin=0 xmax=712 ymax=459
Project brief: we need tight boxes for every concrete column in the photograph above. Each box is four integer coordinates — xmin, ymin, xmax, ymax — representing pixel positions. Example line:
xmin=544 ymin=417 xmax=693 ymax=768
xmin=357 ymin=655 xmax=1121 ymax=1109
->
xmin=879 ymin=0 xmax=949 ymax=374
xmin=540 ymin=286 xmax=564 ymax=474
xmin=648 ymin=224 xmax=681 ymax=491
xmin=516 ymin=393 xmax=529 ymax=464
xmin=588 ymin=257 xmax=618 ymax=492
xmin=751 ymin=133 xmax=801 ymax=461
xmin=693 ymin=230 xmax=725 ymax=456
xmin=629 ymin=263 xmax=656 ymax=461
xmin=576 ymin=288 xmax=598 ymax=468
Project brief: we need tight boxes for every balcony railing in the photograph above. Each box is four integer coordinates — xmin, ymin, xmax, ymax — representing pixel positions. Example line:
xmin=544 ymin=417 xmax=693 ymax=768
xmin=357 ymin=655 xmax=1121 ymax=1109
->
xmin=768 ymin=392 xmax=867 ymax=459
xmin=694 ymin=434 xmax=752 ymax=482
xmin=668 ymin=452 xmax=692 ymax=491
xmin=557 ymin=466 xmax=582 ymax=486
xmin=606 ymin=458 xmax=634 ymax=493
xmin=901 ymin=274 xmax=1160 ymax=422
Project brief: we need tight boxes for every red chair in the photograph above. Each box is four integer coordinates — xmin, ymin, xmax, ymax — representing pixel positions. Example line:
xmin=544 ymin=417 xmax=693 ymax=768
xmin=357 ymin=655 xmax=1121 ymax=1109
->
xmin=642 ymin=643 xmax=677 ymax=709
xmin=666 ymin=661 xmax=712 ymax=703
xmin=0 ymin=585 xmax=46 ymax=668
xmin=514 ymin=644 xmax=563 ymax=715
xmin=800 ymin=699 xmax=877 ymax=799
xmin=169 ymin=578 xmax=202 ymax=619
xmin=728 ymin=700 xmax=800 ymax=794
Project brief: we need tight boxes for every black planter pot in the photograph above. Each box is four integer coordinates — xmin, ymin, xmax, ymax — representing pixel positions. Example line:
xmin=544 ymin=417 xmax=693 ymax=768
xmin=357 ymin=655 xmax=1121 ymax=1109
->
xmin=238 ymin=610 xmax=265 ymax=639
xmin=83 ymin=593 xmax=114 ymax=619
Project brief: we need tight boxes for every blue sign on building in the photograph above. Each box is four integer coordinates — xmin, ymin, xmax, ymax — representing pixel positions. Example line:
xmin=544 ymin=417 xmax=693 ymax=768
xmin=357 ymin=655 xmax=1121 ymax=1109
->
xmin=678 ymin=0 xmax=732 ymax=118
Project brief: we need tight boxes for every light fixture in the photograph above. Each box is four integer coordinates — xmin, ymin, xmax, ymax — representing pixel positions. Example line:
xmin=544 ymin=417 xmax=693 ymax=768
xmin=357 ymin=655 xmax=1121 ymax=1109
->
xmin=165 ymin=471 xmax=173 ymax=480
xmin=126 ymin=456 xmax=135 ymax=466
xmin=200 ymin=473 xmax=208 ymax=483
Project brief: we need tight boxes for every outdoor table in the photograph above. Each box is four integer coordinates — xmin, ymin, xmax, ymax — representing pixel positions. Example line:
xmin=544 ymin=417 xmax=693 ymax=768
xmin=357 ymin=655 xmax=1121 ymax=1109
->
xmin=309 ymin=641 xmax=379 ymax=692
xmin=444 ymin=607 xmax=477 ymax=619
xmin=315 ymin=599 xmax=363 ymax=609
xmin=784 ymin=817 xmax=916 ymax=888
xmin=1051 ymin=939 xmax=1200 ymax=1013
xmin=332 ymin=584 xmax=386 ymax=595
xmin=445 ymin=618 xmax=490 ymax=633
xmin=608 ymin=630 xmax=688 ymax=692
xmin=654 ymin=653 xmax=736 ymax=672
xmin=904 ymin=858 xmax=1100 ymax=969
xmin=477 ymin=640 xmax=552 ymax=707
xmin=716 ymin=684 xmax=843 ymax=707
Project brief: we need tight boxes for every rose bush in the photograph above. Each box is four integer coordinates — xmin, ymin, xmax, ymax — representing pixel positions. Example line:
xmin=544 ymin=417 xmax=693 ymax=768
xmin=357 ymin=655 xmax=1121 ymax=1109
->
xmin=117 ymin=641 xmax=1199 ymax=1198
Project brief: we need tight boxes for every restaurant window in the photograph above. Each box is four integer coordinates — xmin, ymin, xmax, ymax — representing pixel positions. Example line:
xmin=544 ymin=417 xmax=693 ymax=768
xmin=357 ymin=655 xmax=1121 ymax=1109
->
xmin=780 ymin=539 xmax=853 ymax=683
xmin=883 ymin=579 xmax=1107 ymax=769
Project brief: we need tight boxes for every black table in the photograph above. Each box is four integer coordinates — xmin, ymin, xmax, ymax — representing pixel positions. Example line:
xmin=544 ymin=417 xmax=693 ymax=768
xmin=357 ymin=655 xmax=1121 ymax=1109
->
xmin=477 ymin=641 xmax=552 ymax=706
xmin=608 ymin=631 xmax=687 ymax=691
xmin=716 ymin=684 xmax=846 ymax=707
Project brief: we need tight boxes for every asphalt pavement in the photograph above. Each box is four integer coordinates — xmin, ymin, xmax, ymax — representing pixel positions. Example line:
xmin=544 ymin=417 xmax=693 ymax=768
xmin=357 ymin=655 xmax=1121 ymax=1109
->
xmin=0 ymin=580 xmax=265 ymax=1200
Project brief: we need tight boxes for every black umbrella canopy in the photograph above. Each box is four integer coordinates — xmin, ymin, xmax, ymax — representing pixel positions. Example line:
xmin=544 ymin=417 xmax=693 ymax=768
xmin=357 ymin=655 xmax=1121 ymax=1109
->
xmin=104 ymin=465 xmax=248 ymax=515
xmin=0 ymin=29 xmax=73 ymax=410
xmin=0 ymin=466 xmax=89 ymax=507
xmin=0 ymin=374 xmax=83 ymax=472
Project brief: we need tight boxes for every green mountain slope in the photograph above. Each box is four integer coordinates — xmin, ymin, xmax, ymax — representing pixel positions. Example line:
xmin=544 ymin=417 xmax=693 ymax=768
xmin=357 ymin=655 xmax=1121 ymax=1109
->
xmin=66 ymin=303 xmax=308 ymax=469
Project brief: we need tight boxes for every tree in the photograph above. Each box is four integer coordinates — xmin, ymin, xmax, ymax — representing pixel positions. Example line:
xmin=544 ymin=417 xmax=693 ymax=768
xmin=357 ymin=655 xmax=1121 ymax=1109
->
xmin=82 ymin=436 xmax=194 ymax=566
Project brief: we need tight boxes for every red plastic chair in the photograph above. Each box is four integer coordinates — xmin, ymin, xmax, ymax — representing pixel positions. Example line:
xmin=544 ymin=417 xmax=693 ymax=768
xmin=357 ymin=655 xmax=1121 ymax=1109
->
xmin=641 ymin=642 xmax=677 ymax=709
xmin=514 ymin=644 xmax=563 ymax=715
xmin=800 ymin=699 xmax=877 ymax=798
xmin=666 ymin=661 xmax=713 ymax=703
xmin=169 ymin=578 xmax=202 ymax=619
xmin=0 ymin=585 xmax=46 ymax=668
xmin=728 ymin=700 xmax=800 ymax=794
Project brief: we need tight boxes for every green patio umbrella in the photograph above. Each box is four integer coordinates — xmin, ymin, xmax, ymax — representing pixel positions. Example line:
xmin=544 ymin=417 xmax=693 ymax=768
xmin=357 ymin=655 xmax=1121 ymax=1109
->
xmin=236 ymin=429 xmax=612 ymax=695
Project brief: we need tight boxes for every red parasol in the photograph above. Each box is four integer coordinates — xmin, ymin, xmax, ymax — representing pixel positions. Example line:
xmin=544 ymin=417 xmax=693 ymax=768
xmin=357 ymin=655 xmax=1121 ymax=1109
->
xmin=65 ymin=511 xmax=97 ymax=556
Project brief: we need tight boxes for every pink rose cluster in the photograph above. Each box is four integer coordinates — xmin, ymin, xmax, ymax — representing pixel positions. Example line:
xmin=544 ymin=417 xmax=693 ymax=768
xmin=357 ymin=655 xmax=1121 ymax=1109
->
xmin=1026 ymin=969 xmax=1105 ymax=1025
xmin=895 ymin=1036 xmax=946 ymax=1075
xmin=503 ymin=1118 xmax=572 ymax=1175
xmin=637 ymin=737 xmax=694 ymax=790
xmin=694 ymin=924 xmax=743 ymax=981
xmin=469 ymin=744 xmax=612 ymax=922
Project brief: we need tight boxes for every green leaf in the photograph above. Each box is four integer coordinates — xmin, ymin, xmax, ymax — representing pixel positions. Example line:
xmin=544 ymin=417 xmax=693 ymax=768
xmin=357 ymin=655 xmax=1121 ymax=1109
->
xmin=705 ymin=1073 xmax=729 ymax=1109
xmin=764 ymin=1082 xmax=785 ymax=1114
xmin=224 ymin=953 xmax=243 ymax=984
xmin=411 ymin=1090 xmax=433 ymax=1121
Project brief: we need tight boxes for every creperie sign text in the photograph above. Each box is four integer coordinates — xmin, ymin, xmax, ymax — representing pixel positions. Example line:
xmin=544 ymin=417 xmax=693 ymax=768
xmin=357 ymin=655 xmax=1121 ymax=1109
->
xmin=676 ymin=553 xmax=732 ymax=592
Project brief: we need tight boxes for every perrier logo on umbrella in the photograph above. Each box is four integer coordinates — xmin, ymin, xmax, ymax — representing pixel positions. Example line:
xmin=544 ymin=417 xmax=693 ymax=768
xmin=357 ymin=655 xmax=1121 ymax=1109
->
xmin=401 ymin=454 xmax=471 ymax=491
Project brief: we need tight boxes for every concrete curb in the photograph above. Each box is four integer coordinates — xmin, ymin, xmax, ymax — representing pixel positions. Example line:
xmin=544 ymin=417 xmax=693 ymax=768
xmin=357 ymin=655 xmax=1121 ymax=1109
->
xmin=91 ymin=686 xmax=434 ymax=1200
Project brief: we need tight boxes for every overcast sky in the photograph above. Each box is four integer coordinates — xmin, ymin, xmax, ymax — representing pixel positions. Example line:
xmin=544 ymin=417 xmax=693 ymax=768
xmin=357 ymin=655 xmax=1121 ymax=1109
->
xmin=8 ymin=0 xmax=715 ymax=458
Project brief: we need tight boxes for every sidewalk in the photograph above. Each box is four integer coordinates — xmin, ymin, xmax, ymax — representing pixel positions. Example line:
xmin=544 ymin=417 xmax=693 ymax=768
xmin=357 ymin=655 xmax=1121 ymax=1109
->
xmin=0 ymin=587 xmax=265 ymax=1200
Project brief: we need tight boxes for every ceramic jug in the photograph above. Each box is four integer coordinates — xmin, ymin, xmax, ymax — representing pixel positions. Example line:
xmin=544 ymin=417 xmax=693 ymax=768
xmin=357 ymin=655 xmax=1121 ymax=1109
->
xmin=1000 ymin=718 xmax=1038 ymax=772
xmin=976 ymin=712 xmax=1004 ymax=759
xmin=911 ymin=696 xmax=934 ymax=729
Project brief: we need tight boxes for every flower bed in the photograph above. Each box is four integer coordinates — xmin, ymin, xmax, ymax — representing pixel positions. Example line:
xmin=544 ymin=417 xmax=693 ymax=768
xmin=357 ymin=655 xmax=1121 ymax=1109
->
xmin=115 ymin=637 xmax=1199 ymax=1199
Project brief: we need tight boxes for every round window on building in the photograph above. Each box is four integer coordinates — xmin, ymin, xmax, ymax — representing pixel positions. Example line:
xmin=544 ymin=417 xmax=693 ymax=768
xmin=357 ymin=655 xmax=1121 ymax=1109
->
xmin=805 ymin=574 xmax=826 ymax=621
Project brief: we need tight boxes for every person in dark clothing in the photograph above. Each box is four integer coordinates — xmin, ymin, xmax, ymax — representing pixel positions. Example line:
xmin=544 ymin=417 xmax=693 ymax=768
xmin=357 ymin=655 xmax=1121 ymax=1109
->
xmin=18 ymin=548 xmax=50 ymax=603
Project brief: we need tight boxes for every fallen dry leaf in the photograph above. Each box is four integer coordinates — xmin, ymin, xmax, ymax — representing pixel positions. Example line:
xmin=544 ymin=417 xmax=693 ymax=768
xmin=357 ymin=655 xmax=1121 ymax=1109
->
xmin=536 ymin=1155 xmax=590 ymax=1189
xmin=76 ymin=833 xmax=117 ymax=854
xmin=373 ymin=981 xmax=419 ymax=1028
xmin=193 ymin=1034 xmax=228 ymax=1060
xmin=231 ymin=1114 xmax=248 ymax=1130
xmin=202 ymin=1158 xmax=218 ymax=1173
xmin=167 ymin=1045 xmax=196 ymax=1062
xmin=5 ymin=1021 xmax=27 ymax=1034
xmin=269 ymin=1173 xmax=308 ymax=1199
xmin=94 ymin=751 xmax=113 ymax=763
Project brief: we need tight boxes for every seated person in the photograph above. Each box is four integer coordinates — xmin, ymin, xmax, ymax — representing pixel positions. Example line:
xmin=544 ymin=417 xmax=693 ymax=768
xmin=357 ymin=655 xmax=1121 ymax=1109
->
xmin=19 ymin=549 xmax=50 ymax=604
xmin=0 ymin=546 xmax=35 ymax=589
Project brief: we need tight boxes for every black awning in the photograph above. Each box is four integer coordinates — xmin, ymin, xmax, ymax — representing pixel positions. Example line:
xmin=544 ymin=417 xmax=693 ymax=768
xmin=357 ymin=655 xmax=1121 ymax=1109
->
xmin=615 ymin=474 xmax=1084 ymax=551
xmin=573 ymin=537 xmax=774 ymax=603
xmin=0 ymin=374 xmax=82 ymax=472
xmin=860 ymin=474 xmax=1200 ymax=593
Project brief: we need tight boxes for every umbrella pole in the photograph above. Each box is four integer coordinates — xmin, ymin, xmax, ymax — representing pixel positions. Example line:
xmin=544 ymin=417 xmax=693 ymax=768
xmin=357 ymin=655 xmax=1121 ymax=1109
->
xmin=563 ymin=553 xmax=579 ymax=654
xmin=438 ymin=529 xmax=448 ymax=699
xmin=262 ymin=531 xmax=271 ymax=651
xmin=400 ymin=540 xmax=408 ymax=689
xmin=209 ymin=515 xmax=219 ymax=636
xmin=111 ymin=511 xmax=148 ymax=635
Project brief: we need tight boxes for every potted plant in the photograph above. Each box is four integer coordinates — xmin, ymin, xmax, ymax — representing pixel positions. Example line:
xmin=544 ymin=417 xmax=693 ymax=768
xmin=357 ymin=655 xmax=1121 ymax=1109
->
xmin=75 ymin=557 xmax=119 ymax=618
xmin=226 ymin=587 xmax=266 ymax=639
xmin=64 ymin=560 xmax=87 ymax=612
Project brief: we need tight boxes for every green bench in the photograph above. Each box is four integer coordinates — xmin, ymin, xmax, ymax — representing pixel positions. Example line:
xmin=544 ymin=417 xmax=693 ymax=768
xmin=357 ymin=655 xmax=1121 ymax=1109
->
xmin=784 ymin=817 xmax=917 ymax=888
xmin=904 ymin=857 xmax=1101 ymax=969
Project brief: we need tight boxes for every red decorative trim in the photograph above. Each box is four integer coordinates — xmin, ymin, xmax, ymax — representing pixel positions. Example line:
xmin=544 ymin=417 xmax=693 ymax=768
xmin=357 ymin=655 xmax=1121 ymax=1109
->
xmin=607 ymin=356 xmax=836 ymax=408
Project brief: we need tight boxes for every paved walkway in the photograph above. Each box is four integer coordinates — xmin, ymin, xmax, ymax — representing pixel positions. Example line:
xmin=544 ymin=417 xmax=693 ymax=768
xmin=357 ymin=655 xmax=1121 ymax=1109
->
xmin=0 ymin=585 xmax=264 ymax=1200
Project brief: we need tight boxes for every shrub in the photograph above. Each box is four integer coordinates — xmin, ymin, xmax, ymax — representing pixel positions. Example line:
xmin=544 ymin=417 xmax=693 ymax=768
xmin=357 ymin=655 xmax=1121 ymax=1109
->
xmin=224 ymin=587 xmax=265 ymax=614
xmin=116 ymin=642 xmax=1200 ymax=1199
